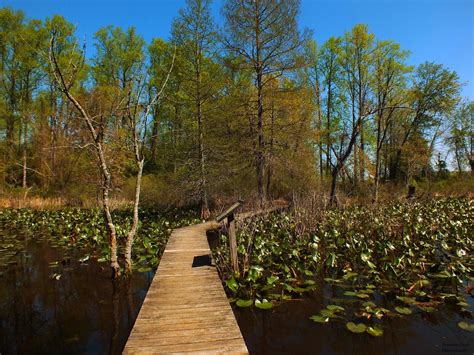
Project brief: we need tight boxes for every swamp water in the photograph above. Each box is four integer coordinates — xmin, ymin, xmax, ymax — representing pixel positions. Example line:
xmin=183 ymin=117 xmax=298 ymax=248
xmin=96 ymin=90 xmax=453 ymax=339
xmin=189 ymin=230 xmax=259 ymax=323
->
xmin=0 ymin=230 xmax=153 ymax=354
xmin=1 ymin=226 xmax=473 ymax=354
xmin=233 ymin=281 xmax=474 ymax=354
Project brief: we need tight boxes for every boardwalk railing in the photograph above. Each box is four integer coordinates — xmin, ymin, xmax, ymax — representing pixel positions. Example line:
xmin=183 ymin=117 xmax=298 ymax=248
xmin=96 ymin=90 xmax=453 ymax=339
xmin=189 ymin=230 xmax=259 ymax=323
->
xmin=216 ymin=200 xmax=243 ymax=273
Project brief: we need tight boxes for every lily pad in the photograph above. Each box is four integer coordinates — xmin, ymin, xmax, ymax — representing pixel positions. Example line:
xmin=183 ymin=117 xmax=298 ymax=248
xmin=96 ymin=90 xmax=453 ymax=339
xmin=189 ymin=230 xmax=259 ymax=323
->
xmin=255 ymin=299 xmax=273 ymax=310
xmin=310 ymin=315 xmax=330 ymax=323
xmin=346 ymin=322 xmax=367 ymax=333
xmin=320 ymin=309 xmax=338 ymax=318
xmin=362 ymin=301 xmax=377 ymax=308
xmin=396 ymin=296 xmax=416 ymax=304
xmin=236 ymin=299 xmax=253 ymax=308
xmin=458 ymin=322 xmax=474 ymax=332
xmin=395 ymin=306 xmax=412 ymax=315
xmin=326 ymin=305 xmax=345 ymax=312
xmin=344 ymin=291 xmax=358 ymax=297
xmin=366 ymin=326 xmax=383 ymax=337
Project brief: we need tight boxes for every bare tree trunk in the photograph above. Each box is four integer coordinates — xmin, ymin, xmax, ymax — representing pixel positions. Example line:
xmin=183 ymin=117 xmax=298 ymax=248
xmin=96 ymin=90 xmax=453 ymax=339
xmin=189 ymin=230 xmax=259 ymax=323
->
xmin=123 ymin=47 xmax=175 ymax=272
xmin=98 ymin=141 xmax=121 ymax=278
xmin=150 ymin=109 xmax=159 ymax=163
xmin=454 ymin=144 xmax=462 ymax=173
xmin=125 ymin=159 xmax=144 ymax=273
xmin=352 ymin=105 xmax=358 ymax=187
xmin=22 ymin=116 xmax=27 ymax=189
xmin=197 ymin=66 xmax=210 ymax=219
xmin=22 ymin=153 xmax=27 ymax=189
xmin=325 ymin=75 xmax=333 ymax=176
xmin=256 ymin=70 xmax=265 ymax=206
xmin=468 ymin=127 xmax=474 ymax=173
xmin=266 ymin=102 xmax=275 ymax=199
xmin=359 ymin=121 xmax=365 ymax=181
xmin=330 ymin=119 xmax=361 ymax=206
xmin=329 ymin=169 xmax=338 ymax=206
xmin=198 ymin=103 xmax=209 ymax=218
xmin=373 ymin=111 xmax=383 ymax=204
xmin=317 ymin=109 xmax=323 ymax=181
xmin=254 ymin=4 xmax=266 ymax=207
xmin=314 ymin=74 xmax=323 ymax=180
xmin=373 ymin=149 xmax=381 ymax=203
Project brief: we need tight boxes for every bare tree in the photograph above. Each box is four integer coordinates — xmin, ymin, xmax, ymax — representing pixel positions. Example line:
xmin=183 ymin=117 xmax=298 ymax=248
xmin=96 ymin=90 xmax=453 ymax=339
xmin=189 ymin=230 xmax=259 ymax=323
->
xmin=49 ymin=31 xmax=122 ymax=277
xmin=123 ymin=48 xmax=175 ymax=273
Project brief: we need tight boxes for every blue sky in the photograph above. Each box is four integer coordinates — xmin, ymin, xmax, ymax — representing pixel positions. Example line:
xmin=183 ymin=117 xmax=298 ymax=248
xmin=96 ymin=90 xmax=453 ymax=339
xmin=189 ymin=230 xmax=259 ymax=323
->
xmin=4 ymin=0 xmax=473 ymax=98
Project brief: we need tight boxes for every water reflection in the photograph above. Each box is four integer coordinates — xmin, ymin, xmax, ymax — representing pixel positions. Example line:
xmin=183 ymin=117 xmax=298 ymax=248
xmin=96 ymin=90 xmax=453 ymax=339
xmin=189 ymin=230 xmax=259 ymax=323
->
xmin=234 ymin=285 xmax=473 ymax=354
xmin=0 ymin=233 xmax=153 ymax=354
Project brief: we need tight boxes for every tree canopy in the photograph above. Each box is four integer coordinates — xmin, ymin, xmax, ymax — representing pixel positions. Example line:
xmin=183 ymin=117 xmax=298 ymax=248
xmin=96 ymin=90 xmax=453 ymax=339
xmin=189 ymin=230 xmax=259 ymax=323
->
xmin=0 ymin=2 xmax=470 ymax=208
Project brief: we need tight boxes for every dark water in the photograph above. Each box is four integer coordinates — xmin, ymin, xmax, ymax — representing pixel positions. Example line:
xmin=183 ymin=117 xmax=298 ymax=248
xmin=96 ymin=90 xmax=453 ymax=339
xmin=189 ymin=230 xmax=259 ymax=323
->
xmin=0 ymin=232 xmax=153 ymax=355
xmin=1 ymin=230 xmax=473 ymax=355
xmin=233 ymin=285 xmax=474 ymax=355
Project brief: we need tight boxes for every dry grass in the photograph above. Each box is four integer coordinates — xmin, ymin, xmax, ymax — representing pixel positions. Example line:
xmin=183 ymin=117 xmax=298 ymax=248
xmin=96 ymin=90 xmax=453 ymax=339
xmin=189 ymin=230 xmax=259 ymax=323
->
xmin=0 ymin=196 xmax=132 ymax=210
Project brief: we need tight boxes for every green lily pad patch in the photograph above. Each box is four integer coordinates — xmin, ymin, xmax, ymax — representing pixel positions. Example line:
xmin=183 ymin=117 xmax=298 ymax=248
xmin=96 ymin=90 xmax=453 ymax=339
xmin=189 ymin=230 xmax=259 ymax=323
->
xmin=346 ymin=322 xmax=367 ymax=333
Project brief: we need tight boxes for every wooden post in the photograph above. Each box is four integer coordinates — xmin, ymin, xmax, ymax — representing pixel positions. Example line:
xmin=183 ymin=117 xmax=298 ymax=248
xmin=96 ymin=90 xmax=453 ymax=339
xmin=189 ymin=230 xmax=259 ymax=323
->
xmin=227 ymin=213 xmax=239 ymax=273
xmin=216 ymin=201 xmax=242 ymax=274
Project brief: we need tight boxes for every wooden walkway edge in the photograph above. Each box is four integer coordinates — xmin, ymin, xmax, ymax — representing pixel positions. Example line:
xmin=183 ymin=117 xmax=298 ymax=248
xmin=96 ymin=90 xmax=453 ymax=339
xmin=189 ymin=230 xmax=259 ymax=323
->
xmin=123 ymin=221 xmax=248 ymax=354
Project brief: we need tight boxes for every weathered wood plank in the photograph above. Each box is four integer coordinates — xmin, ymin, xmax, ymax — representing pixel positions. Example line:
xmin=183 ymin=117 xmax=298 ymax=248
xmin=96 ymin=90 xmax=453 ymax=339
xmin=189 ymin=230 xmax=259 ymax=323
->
xmin=125 ymin=338 xmax=248 ymax=354
xmin=123 ymin=220 xmax=248 ymax=354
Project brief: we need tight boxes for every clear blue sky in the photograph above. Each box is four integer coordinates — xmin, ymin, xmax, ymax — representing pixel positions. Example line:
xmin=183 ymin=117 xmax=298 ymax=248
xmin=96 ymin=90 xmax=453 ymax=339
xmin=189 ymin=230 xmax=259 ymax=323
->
xmin=4 ymin=0 xmax=473 ymax=99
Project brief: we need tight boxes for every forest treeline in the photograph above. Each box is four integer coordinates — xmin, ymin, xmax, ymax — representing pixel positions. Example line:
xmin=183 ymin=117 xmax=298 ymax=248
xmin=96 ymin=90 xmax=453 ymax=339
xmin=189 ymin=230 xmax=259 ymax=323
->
xmin=1 ymin=0 xmax=473 ymax=212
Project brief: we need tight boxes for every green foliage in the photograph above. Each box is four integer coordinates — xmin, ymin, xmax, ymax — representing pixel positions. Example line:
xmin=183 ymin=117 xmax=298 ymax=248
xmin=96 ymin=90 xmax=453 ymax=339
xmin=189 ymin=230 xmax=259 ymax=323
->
xmin=93 ymin=25 xmax=145 ymax=88
xmin=216 ymin=198 xmax=473 ymax=322
xmin=254 ymin=299 xmax=273 ymax=310
xmin=366 ymin=325 xmax=384 ymax=337
xmin=0 ymin=4 xmax=469 ymax=204
xmin=458 ymin=321 xmax=474 ymax=332
xmin=446 ymin=101 xmax=474 ymax=172
xmin=0 ymin=207 xmax=200 ymax=269
xmin=346 ymin=322 xmax=367 ymax=333
xmin=236 ymin=299 xmax=253 ymax=308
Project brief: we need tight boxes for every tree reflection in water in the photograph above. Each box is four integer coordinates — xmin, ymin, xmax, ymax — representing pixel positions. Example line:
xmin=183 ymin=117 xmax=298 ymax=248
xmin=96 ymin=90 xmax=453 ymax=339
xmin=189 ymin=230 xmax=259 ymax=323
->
xmin=0 ymin=233 xmax=153 ymax=354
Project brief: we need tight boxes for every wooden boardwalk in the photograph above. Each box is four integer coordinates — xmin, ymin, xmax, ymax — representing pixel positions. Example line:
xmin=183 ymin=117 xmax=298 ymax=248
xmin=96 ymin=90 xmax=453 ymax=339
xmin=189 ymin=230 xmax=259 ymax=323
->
xmin=123 ymin=221 xmax=248 ymax=354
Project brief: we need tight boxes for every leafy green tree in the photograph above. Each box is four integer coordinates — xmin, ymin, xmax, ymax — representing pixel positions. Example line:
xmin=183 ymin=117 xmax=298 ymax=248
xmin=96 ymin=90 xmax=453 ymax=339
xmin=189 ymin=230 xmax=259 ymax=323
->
xmin=0 ymin=8 xmax=47 ymax=188
xmin=446 ymin=101 xmax=473 ymax=172
xmin=0 ymin=7 xmax=24 ymax=143
xmin=222 ymin=0 xmax=310 ymax=205
xmin=93 ymin=25 xmax=145 ymax=89
xmin=371 ymin=40 xmax=410 ymax=202
xmin=172 ymin=0 xmax=218 ymax=218
xmin=327 ymin=24 xmax=376 ymax=205
xmin=148 ymin=38 xmax=180 ymax=165
xmin=303 ymin=39 xmax=324 ymax=179
xmin=389 ymin=62 xmax=461 ymax=179
xmin=340 ymin=24 xmax=375 ymax=184
xmin=318 ymin=37 xmax=343 ymax=177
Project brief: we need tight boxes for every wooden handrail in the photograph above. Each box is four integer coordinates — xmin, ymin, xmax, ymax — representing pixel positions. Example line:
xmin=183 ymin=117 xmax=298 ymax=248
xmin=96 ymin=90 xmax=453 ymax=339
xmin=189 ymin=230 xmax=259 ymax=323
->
xmin=215 ymin=200 xmax=288 ymax=273
xmin=216 ymin=199 xmax=243 ymax=222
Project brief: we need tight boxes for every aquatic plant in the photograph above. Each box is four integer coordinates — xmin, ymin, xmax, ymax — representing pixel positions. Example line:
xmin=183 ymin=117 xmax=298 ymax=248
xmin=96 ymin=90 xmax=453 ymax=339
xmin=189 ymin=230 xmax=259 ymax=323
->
xmin=215 ymin=198 xmax=473 ymax=333
xmin=0 ymin=207 xmax=200 ymax=273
